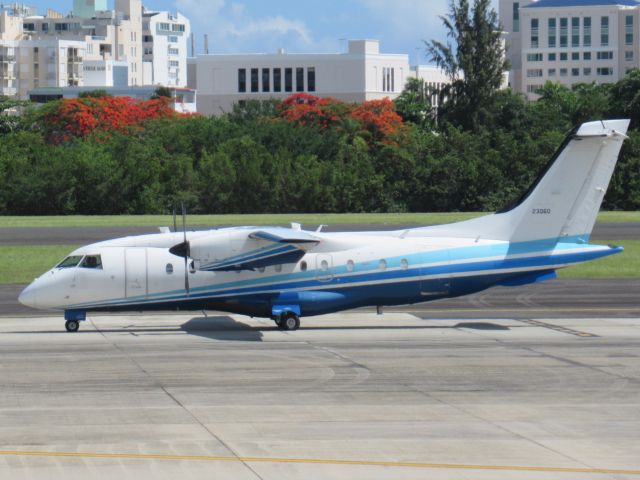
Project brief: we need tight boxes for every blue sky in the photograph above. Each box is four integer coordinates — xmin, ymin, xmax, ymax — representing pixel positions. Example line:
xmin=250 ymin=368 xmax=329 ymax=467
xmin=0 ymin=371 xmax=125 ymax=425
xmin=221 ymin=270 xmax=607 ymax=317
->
xmin=26 ymin=0 xmax=500 ymax=64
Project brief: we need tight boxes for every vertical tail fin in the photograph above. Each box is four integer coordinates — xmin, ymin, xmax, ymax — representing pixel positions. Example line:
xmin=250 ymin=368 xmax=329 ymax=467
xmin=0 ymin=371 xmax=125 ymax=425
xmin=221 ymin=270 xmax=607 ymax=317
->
xmin=411 ymin=119 xmax=630 ymax=242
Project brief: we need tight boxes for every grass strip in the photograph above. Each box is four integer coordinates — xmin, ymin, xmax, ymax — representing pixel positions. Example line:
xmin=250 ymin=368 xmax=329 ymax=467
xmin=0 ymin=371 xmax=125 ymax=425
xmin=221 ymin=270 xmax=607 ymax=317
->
xmin=557 ymin=239 xmax=640 ymax=279
xmin=0 ymin=211 xmax=638 ymax=228
xmin=0 ymin=245 xmax=79 ymax=284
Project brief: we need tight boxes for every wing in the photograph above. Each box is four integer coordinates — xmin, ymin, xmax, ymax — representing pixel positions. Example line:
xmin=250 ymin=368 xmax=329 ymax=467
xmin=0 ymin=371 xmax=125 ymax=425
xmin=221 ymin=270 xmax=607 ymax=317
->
xmin=173 ymin=227 xmax=320 ymax=272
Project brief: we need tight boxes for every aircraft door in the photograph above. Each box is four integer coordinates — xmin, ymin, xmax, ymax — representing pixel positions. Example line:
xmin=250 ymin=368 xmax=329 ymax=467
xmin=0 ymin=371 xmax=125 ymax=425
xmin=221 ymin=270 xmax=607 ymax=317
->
xmin=315 ymin=254 xmax=333 ymax=282
xmin=125 ymin=248 xmax=148 ymax=298
xmin=419 ymin=249 xmax=451 ymax=298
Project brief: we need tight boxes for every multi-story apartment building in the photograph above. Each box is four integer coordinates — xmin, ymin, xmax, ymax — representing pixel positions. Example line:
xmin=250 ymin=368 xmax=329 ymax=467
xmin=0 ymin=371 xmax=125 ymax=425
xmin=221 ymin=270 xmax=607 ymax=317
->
xmin=142 ymin=10 xmax=190 ymax=86
xmin=190 ymin=39 xmax=412 ymax=116
xmin=501 ymin=0 xmax=640 ymax=99
xmin=0 ymin=0 xmax=190 ymax=99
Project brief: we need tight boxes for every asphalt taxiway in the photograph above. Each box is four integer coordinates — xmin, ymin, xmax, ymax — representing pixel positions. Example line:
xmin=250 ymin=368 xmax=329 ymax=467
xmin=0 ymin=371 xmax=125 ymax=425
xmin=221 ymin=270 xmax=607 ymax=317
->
xmin=0 ymin=306 xmax=639 ymax=480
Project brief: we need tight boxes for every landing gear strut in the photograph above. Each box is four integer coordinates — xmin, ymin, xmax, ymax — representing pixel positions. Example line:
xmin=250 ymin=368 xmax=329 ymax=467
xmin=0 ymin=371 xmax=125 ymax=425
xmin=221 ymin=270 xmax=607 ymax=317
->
xmin=276 ymin=312 xmax=300 ymax=331
xmin=65 ymin=320 xmax=80 ymax=332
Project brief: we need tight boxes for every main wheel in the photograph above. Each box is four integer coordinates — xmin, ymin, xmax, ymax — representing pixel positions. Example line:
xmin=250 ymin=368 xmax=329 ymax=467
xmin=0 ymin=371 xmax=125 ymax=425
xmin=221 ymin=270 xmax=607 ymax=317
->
xmin=275 ymin=317 xmax=286 ymax=329
xmin=282 ymin=312 xmax=300 ymax=331
xmin=65 ymin=320 xmax=79 ymax=332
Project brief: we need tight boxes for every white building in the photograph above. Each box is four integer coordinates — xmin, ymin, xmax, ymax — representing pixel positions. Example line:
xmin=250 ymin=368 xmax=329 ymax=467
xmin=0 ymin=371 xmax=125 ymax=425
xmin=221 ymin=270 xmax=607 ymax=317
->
xmin=190 ymin=39 xmax=410 ymax=116
xmin=500 ymin=0 xmax=640 ymax=99
xmin=17 ymin=38 xmax=85 ymax=97
xmin=0 ymin=0 xmax=190 ymax=98
xmin=142 ymin=10 xmax=190 ymax=86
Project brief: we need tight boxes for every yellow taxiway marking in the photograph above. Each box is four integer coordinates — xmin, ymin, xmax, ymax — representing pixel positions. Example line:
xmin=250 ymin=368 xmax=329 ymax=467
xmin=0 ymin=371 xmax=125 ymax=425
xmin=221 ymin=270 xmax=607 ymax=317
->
xmin=0 ymin=450 xmax=639 ymax=475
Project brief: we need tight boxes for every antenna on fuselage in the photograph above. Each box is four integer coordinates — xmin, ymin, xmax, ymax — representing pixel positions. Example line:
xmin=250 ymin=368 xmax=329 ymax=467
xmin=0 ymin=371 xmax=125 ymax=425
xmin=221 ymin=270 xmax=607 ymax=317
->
xmin=182 ymin=203 xmax=190 ymax=296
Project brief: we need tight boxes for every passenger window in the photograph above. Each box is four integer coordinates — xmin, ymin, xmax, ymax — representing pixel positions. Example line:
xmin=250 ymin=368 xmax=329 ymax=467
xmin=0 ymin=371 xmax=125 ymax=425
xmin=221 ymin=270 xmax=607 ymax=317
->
xmin=379 ymin=259 xmax=387 ymax=271
xmin=57 ymin=255 xmax=83 ymax=269
xmin=275 ymin=264 xmax=282 ymax=273
xmin=300 ymin=261 xmax=307 ymax=271
xmin=401 ymin=259 xmax=409 ymax=270
xmin=258 ymin=266 xmax=265 ymax=273
xmin=320 ymin=260 xmax=329 ymax=271
xmin=346 ymin=260 xmax=355 ymax=272
xmin=166 ymin=263 xmax=174 ymax=274
xmin=80 ymin=255 xmax=102 ymax=269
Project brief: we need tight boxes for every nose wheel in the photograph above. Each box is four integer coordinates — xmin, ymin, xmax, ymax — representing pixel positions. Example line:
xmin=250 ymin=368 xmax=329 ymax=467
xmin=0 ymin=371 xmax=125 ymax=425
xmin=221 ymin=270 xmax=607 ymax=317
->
xmin=276 ymin=312 xmax=300 ymax=331
xmin=65 ymin=320 xmax=80 ymax=332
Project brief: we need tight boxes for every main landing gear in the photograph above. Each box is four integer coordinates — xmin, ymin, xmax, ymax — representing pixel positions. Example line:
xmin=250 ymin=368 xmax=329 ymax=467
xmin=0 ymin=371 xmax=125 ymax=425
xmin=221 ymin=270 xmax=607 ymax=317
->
xmin=275 ymin=312 xmax=300 ymax=331
xmin=65 ymin=320 xmax=80 ymax=332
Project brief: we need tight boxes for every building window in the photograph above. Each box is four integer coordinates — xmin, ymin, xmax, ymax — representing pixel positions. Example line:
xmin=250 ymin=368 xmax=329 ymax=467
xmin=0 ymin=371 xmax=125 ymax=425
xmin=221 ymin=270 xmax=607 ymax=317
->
xmin=548 ymin=18 xmax=556 ymax=47
xmin=571 ymin=68 xmax=579 ymax=76
xmin=597 ymin=51 xmax=613 ymax=60
xmin=172 ymin=24 xmax=186 ymax=32
xmin=571 ymin=17 xmax=580 ymax=47
xmin=527 ymin=69 xmax=543 ymax=78
xmin=531 ymin=18 xmax=539 ymax=48
xmin=560 ymin=17 xmax=568 ymax=48
xmin=159 ymin=22 xmax=170 ymax=31
xmin=169 ymin=60 xmax=179 ymax=67
xmin=571 ymin=52 xmax=579 ymax=60
xmin=168 ymin=47 xmax=179 ymax=55
xmin=548 ymin=68 xmax=556 ymax=77
xmin=583 ymin=67 xmax=591 ymax=76
xmin=597 ymin=67 xmax=613 ymax=76
xmin=307 ymin=66 xmax=315 ymax=92
xmin=583 ymin=17 xmax=591 ymax=47
xmin=251 ymin=68 xmax=258 ymax=92
xmin=296 ymin=67 xmax=304 ymax=92
xmin=526 ymin=84 xmax=541 ymax=93
xmin=42 ymin=23 xmax=49 ymax=32
xmin=626 ymin=51 xmax=634 ymax=61
xmin=169 ymin=35 xmax=178 ymax=43
xmin=560 ymin=68 xmax=567 ymax=76
xmin=238 ymin=68 xmax=246 ymax=92
xmin=262 ymin=68 xmax=270 ymax=92
xmin=560 ymin=52 xmax=568 ymax=61
xmin=626 ymin=16 xmax=633 ymax=46
xmin=285 ymin=67 xmax=292 ymax=92
xmin=527 ymin=53 xmax=543 ymax=61
xmin=548 ymin=52 xmax=556 ymax=61
xmin=273 ymin=68 xmax=281 ymax=92
xmin=601 ymin=16 xmax=609 ymax=46
xmin=513 ymin=2 xmax=519 ymax=32
xmin=584 ymin=51 xmax=591 ymax=60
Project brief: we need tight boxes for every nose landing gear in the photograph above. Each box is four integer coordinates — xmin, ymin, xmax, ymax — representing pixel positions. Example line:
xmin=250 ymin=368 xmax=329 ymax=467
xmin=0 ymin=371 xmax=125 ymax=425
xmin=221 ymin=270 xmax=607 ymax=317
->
xmin=64 ymin=310 xmax=86 ymax=332
xmin=65 ymin=320 xmax=80 ymax=332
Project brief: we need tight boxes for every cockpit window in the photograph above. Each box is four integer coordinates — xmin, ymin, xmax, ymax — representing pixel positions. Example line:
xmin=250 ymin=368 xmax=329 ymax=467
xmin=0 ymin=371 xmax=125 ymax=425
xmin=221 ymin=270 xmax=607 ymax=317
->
xmin=56 ymin=255 xmax=84 ymax=269
xmin=80 ymin=255 xmax=103 ymax=269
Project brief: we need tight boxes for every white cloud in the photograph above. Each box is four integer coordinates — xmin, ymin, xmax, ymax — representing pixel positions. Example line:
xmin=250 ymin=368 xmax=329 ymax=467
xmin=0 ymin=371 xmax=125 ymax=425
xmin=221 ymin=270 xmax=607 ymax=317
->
xmin=173 ymin=0 xmax=315 ymax=53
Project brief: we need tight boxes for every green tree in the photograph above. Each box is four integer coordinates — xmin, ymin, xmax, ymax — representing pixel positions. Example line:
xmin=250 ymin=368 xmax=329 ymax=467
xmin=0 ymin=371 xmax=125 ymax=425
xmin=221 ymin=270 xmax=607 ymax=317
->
xmin=426 ymin=0 xmax=509 ymax=130
xmin=394 ymin=77 xmax=435 ymax=129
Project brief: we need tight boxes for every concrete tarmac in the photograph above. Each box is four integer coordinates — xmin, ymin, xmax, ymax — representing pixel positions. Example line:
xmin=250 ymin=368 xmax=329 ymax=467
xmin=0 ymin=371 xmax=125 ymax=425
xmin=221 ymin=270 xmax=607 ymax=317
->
xmin=1 ymin=222 xmax=637 ymax=245
xmin=0 ymin=310 xmax=639 ymax=479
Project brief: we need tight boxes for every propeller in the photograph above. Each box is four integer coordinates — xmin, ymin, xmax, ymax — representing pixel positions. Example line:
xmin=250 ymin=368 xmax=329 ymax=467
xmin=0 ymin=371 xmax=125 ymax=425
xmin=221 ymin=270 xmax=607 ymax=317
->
xmin=172 ymin=206 xmax=177 ymax=233
xmin=181 ymin=203 xmax=190 ymax=296
xmin=168 ymin=203 xmax=190 ymax=296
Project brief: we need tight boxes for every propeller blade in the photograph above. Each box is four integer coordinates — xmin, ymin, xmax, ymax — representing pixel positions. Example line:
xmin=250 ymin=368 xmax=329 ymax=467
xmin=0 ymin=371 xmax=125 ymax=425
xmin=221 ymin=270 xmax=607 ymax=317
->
xmin=172 ymin=206 xmax=177 ymax=233
xmin=181 ymin=203 xmax=190 ymax=296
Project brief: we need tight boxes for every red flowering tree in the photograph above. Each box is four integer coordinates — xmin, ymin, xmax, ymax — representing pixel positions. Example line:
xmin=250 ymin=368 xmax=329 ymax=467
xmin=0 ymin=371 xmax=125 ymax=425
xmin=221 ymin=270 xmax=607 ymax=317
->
xmin=39 ymin=95 xmax=179 ymax=144
xmin=278 ymin=93 xmax=405 ymax=144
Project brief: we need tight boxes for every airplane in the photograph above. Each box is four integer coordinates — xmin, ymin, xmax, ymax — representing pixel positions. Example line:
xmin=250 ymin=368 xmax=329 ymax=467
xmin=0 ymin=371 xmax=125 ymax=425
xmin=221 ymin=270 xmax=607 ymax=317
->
xmin=19 ymin=119 xmax=630 ymax=333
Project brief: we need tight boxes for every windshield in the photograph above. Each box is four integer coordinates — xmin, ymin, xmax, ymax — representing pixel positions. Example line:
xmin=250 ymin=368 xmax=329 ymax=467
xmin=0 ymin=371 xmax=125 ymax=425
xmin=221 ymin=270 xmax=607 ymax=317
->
xmin=80 ymin=255 xmax=102 ymax=269
xmin=56 ymin=255 xmax=84 ymax=269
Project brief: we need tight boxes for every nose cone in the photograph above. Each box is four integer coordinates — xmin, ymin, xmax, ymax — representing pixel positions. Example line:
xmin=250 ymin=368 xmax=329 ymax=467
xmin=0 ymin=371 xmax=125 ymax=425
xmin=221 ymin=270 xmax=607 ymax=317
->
xmin=18 ymin=284 xmax=38 ymax=309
